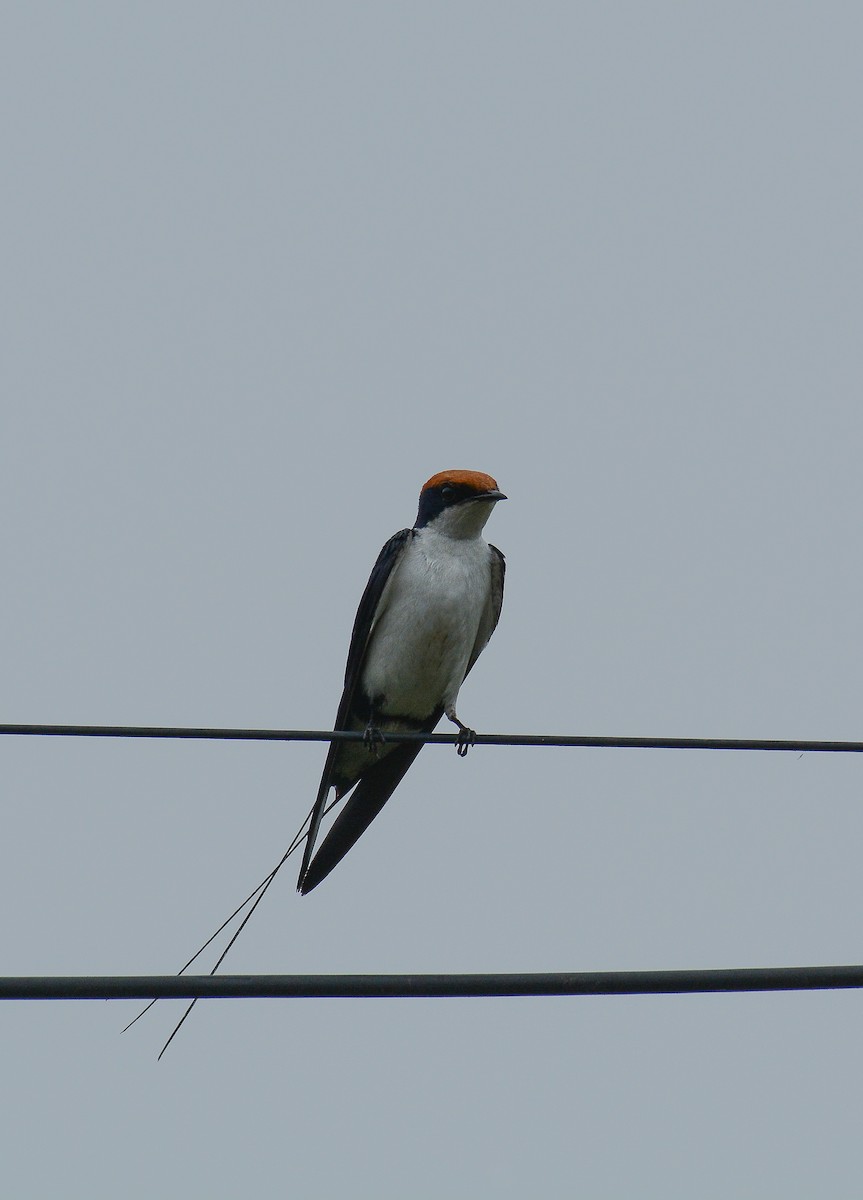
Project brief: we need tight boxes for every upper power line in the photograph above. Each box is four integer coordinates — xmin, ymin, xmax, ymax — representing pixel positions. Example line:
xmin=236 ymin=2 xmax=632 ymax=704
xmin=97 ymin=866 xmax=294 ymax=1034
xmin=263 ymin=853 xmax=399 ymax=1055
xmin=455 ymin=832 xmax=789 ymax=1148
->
xmin=2 ymin=723 xmax=863 ymax=753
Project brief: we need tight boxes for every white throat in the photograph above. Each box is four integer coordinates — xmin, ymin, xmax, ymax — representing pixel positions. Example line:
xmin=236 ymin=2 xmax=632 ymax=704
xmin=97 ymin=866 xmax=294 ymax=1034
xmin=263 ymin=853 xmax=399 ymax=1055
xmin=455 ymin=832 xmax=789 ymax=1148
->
xmin=426 ymin=499 xmax=497 ymax=541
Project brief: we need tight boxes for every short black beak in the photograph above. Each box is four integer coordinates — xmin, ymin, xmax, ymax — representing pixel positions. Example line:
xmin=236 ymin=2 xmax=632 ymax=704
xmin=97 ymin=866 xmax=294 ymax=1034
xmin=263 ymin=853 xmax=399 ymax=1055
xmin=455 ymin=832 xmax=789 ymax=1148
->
xmin=482 ymin=489 xmax=507 ymax=502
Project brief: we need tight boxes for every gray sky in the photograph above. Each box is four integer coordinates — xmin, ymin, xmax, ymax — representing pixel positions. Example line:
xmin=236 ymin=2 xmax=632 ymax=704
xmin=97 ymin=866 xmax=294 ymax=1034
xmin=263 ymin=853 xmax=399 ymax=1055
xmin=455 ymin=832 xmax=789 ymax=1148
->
xmin=3 ymin=3 xmax=863 ymax=1196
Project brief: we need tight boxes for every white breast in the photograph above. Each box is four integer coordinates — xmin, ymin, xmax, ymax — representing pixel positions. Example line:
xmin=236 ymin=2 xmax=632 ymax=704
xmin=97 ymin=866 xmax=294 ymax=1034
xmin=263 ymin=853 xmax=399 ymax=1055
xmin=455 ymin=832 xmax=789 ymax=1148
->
xmin=360 ymin=527 xmax=492 ymax=721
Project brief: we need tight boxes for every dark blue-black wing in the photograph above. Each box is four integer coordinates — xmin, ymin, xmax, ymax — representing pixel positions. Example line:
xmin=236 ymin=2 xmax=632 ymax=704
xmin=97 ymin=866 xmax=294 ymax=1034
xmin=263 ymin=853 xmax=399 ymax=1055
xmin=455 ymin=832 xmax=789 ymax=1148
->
xmin=298 ymin=703 xmax=442 ymax=894
xmin=465 ymin=544 xmax=505 ymax=678
xmin=297 ymin=528 xmax=413 ymax=888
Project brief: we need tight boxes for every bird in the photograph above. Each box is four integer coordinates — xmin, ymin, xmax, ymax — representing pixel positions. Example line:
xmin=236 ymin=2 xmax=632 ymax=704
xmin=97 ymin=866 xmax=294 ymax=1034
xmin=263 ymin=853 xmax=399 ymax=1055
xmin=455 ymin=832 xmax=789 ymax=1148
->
xmin=298 ymin=469 xmax=506 ymax=894
xmin=131 ymin=470 xmax=505 ymax=1057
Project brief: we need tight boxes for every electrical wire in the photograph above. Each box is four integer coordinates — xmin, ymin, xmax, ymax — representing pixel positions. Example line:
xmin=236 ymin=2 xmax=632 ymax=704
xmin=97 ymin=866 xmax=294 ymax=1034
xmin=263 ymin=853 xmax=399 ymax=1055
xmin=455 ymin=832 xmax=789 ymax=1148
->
xmin=2 ymin=723 xmax=863 ymax=753
xmin=3 ymin=964 xmax=863 ymax=1000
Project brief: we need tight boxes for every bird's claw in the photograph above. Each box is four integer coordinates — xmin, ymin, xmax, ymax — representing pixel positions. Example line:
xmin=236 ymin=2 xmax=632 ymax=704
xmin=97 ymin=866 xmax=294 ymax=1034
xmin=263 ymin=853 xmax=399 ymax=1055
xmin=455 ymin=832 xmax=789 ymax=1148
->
xmin=455 ymin=725 xmax=476 ymax=757
xmin=363 ymin=725 xmax=386 ymax=757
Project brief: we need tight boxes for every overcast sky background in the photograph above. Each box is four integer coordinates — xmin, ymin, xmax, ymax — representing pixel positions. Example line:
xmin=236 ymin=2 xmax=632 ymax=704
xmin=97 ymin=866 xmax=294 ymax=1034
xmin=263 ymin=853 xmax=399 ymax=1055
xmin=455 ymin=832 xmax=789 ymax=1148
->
xmin=2 ymin=4 xmax=862 ymax=1196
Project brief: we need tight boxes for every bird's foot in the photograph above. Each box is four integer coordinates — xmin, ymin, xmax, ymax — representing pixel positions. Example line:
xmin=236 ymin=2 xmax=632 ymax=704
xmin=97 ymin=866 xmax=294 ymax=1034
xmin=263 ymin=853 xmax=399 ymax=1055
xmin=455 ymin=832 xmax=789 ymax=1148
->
xmin=362 ymin=724 xmax=386 ymax=758
xmin=452 ymin=720 xmax=476 ymax=758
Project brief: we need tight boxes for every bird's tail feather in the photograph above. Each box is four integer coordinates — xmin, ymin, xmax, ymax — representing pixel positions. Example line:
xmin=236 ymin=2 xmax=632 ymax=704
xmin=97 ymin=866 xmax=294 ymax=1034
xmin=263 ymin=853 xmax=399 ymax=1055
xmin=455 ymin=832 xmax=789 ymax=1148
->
xmin=299 ymin=743 xmax=425 ymax=894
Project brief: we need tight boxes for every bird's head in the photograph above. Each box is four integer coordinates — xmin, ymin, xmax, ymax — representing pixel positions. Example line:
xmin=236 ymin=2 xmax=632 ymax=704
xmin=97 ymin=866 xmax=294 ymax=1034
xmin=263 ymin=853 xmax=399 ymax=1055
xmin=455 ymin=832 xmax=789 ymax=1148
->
xmin=414 ymin=470 xmax=507 ymax=537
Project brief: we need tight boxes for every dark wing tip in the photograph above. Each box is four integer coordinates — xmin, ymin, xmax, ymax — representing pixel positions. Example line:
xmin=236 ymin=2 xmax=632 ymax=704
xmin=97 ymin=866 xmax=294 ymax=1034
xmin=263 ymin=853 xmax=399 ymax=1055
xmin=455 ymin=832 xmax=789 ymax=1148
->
xmin=297 ymin=741 xmax=429 ymax=894
xmin=298 ymin=871 xmax=319 ymax=896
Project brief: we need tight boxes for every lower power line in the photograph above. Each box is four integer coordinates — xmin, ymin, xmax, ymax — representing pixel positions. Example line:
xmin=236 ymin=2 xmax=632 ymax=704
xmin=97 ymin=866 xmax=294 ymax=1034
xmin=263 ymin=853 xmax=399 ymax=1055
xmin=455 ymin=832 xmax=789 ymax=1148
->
xmin=2 ymin=964 xmax=863 ymax=1000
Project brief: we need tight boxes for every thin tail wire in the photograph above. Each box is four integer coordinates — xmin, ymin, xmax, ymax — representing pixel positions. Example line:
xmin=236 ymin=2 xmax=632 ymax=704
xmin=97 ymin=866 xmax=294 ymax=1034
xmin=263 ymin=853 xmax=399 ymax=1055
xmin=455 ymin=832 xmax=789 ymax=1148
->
xmin=126 ymin=794 xmax=341 ymax=1057
xmin=157 ymin=854 xmax=289 ymax=1058
xmin=121 ymin=863 xmax=285 ymax=1034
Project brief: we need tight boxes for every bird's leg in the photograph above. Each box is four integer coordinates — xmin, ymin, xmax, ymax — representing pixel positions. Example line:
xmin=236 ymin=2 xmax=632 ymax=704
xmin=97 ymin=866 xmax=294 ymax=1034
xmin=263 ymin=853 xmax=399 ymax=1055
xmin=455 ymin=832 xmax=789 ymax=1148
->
xmin=446 ymin=708 xmax=476 ymax=757
xmin=362 ymin=707 xmax=386 ymax=758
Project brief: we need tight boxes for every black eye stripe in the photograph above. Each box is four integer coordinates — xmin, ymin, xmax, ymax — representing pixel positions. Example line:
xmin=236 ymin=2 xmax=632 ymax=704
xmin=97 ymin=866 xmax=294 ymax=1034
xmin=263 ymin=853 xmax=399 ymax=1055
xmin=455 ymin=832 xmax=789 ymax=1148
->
xmin=415 ymin=479 xmax=488 ymax=527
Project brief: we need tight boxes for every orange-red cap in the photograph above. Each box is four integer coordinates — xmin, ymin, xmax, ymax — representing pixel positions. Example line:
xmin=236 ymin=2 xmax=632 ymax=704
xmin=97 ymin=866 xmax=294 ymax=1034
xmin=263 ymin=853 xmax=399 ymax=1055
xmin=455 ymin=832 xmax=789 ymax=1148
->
xmin=421 ymin=470 xmax=500 ymax=494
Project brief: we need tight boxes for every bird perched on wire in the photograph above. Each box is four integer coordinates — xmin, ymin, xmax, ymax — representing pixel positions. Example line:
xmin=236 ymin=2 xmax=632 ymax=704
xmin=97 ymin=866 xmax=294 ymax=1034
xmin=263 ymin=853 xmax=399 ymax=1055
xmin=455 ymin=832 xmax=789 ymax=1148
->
xmin=298 ymin=469 xmax=507 ymax=894
xmin=130 ymin=470 xmax=505 ymax=1056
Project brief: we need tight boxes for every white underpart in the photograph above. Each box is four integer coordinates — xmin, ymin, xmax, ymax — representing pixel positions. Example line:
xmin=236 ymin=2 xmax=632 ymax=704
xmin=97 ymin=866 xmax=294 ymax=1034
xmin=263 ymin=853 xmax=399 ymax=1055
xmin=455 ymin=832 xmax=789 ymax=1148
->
xmin=360 ymin=499 xmax=497 ymax=725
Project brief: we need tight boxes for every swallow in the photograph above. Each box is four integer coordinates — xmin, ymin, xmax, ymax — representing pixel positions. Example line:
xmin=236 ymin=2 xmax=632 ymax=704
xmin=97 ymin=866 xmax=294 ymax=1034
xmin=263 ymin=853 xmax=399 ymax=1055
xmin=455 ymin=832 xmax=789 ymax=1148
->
xmin=298 ymin=469 xmax=506 ymax=894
